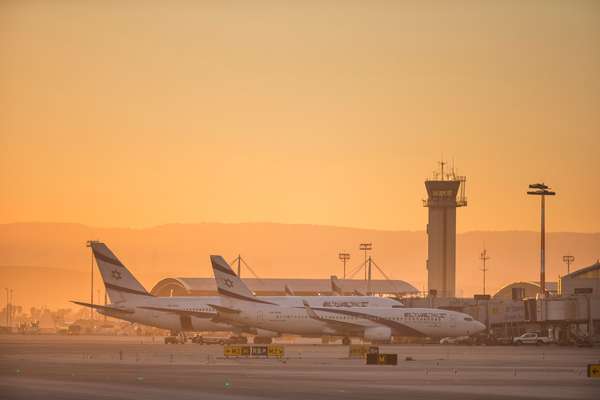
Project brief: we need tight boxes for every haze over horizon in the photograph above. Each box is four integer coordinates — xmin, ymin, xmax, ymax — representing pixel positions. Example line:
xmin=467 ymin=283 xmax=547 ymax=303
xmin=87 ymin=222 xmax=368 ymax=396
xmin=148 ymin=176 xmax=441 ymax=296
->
xmin=1 ymin=222 xmax=599 ymax=309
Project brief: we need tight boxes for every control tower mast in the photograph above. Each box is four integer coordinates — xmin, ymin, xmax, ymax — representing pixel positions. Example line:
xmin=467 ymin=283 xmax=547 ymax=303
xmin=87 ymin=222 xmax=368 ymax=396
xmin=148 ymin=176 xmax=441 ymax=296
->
xmin=423 ymin=161 xmax=467 ymax=298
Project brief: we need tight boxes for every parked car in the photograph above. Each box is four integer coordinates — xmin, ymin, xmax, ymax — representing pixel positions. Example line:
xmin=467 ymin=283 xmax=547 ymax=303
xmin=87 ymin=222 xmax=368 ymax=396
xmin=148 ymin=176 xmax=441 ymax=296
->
xmin=440 ymin=336 xmax=471 ymax=345
xmin=513 ymin=332 xmax=552 ymax=345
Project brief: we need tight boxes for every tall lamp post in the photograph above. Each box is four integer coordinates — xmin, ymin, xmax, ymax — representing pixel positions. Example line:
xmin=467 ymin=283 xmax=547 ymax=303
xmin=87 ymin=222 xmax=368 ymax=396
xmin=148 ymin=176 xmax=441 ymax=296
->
xmin=86 ymin=240 xmax=100 ymax=320
xmin=562 ymin=255 xmax=575 ymax=275
xmin=527 ymin=183 xmax=555 ymax=296
xmin=4 ymin=288 xmax=9 ymax=327
xmin=359 ymin=243 xmax=372 ymax=282
xmin=338 ymin=253 xmax=350 ymax=279
xmin=480 ymin=249 xmax=490 ymax=296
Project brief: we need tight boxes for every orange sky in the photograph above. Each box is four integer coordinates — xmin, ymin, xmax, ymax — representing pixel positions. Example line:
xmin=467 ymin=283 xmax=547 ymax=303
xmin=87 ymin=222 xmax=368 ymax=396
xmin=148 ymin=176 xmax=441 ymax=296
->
xmin=1 ymin=0 xmax=599 ymax=232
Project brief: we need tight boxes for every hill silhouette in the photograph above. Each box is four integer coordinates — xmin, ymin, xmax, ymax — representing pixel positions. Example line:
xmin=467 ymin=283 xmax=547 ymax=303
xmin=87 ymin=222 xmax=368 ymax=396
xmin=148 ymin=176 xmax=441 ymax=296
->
xmin=1 ymin=222 xmax=598 ymax=309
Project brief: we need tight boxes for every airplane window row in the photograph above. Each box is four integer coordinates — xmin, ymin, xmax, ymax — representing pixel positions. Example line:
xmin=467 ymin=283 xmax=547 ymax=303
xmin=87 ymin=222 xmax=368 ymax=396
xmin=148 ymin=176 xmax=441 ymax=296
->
xmin=184 ymin=308 xmax=212 ymax=313
xmin=271 ymin=314 xmax=405 ymax=322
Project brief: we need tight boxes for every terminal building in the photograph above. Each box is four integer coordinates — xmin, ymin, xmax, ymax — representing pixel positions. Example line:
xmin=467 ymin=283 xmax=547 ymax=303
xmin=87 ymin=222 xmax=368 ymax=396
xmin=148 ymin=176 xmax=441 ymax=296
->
xmin=151 ymin=277 xmax=419 ymax=297
xmin=493 ymin=281 xmax=558 ymax=300
xmin=402 ymin=262 xmax=599 ymax=342
xmin=559 ymin=261 xmax=600 ymax=295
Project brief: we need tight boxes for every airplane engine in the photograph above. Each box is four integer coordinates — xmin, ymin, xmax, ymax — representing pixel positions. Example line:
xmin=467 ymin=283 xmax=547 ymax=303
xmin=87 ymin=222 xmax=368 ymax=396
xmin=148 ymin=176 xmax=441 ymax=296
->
xmin=364 ymin=326 xmax=392 ymax=342
xmin=255 ymin=329 xmax=279 ymax=338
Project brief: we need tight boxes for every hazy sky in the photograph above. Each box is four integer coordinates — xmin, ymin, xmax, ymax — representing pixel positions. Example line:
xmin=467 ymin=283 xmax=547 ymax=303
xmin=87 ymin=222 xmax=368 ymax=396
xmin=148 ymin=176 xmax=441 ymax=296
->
xmin=1 ymin=0 xmax=599 ymax=232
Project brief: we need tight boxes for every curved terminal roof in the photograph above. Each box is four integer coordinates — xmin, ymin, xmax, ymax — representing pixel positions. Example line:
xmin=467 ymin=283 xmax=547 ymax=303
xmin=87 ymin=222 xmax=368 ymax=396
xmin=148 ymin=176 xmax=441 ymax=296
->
xmin=562 ymin=261 xmax=600 ymax=280
xmin=493 ymin=281 xmax=558 ymax=299
xmin=150 ymin=277 xmax=419 ymax=297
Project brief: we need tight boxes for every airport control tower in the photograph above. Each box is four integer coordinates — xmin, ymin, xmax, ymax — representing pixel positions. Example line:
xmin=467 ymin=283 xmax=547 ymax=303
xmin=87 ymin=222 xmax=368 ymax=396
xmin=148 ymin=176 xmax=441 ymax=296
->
xmin=423 ymin=162 xmax=467 ymax=298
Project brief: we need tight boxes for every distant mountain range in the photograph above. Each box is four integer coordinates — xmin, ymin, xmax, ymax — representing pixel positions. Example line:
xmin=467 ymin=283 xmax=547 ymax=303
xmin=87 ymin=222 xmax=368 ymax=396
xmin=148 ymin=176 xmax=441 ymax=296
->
xmin=1 ymin=222 xmax=598 ymax=309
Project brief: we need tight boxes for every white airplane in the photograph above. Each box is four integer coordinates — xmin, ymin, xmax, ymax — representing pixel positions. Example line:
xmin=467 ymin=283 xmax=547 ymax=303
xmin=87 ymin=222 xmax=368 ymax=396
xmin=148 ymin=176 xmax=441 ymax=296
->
xmin=72 ymin=242 xmax=404 ymax=339
xmin=210 ymin=255 xmax=486 ymax=344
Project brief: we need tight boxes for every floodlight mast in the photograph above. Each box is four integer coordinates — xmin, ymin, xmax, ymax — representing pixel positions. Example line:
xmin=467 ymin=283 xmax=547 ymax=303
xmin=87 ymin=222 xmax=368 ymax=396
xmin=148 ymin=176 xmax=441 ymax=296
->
xmin=338 ymin=253 xmax=351 ymax=279
xmin=527 ymin=183 xmax=556 ymax=296
xmin=359 ymin=243 xmax=372 ymax=282
xmin=563 ymin=255 xmax=575 ymax=274
xmin=86 ymin=240 xmax=100 ymax=320
xmin=480 ymin=249 xmax=490 ymax=295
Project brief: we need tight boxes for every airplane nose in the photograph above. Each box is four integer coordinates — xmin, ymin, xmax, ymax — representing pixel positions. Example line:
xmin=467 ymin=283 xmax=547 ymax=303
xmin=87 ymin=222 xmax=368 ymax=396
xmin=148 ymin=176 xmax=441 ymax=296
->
xmin=475 ymin=321 xmax=486 ymax=333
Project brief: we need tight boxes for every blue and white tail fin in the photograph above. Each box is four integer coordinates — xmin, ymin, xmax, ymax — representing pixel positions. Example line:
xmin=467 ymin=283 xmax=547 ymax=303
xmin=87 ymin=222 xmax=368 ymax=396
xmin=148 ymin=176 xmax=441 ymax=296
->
xmin=91 ymin=242 xmax=151 ymax=304
xmin=210 ymin=255 xmax=276 ymax=307
xmin=330 ymin=275 xmax=343 ymax=296
xmin=284 ymin=284 xmax=295 ymax=296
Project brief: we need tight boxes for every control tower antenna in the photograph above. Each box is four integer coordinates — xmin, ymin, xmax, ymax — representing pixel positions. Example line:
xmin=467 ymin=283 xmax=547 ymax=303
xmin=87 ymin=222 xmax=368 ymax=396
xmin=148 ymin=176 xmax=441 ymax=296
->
xmin=439 ymin=159 xmax=446 ymax=181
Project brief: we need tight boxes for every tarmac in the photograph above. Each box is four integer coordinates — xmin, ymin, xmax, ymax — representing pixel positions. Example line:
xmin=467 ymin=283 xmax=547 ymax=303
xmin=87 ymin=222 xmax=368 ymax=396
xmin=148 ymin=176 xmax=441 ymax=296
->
xmin=1 ymin=335 xmax=599 ymax=399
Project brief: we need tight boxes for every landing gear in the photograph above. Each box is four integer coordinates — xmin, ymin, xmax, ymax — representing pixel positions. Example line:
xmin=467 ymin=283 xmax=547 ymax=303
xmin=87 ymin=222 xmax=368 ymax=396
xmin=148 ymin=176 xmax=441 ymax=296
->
xmin=342 ymin=337 xmax=351 ymax=345
xmin=165 ymin=331 xmax=187 ymax=344
xmin=254 ymin=336 xmax=273 ymax=344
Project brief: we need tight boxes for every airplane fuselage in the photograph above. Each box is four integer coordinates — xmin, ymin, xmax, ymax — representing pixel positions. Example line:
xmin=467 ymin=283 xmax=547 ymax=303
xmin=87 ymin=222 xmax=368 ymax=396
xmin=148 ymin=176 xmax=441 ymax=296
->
xmin=98 ymin=295 xmax=403 ymax=333
xmin=221 ymin=302 xmax=485 ymax=339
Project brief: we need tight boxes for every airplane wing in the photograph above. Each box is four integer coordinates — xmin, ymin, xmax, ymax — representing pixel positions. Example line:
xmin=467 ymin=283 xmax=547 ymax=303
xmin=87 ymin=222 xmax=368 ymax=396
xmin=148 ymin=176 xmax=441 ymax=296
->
xmin=71 ymin=301 xmax=134 ymax=314
xmin=137 ymin=306 xmax=216 ymax=319
xmin=302 ymin=300 xmax=364 ymax=333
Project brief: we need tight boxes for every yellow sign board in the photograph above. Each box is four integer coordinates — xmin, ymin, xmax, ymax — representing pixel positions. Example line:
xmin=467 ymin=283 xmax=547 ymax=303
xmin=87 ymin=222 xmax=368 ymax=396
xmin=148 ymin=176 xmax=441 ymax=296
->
xmin=349 ymin=345 xmax=370 ymax=358
xmin=588 ymin=364 xmax=600 ymax=378
xmin=224 ymin=345 xmax=242 ymax=357
xmin=268 ymin=345 xmax=284 ymax=358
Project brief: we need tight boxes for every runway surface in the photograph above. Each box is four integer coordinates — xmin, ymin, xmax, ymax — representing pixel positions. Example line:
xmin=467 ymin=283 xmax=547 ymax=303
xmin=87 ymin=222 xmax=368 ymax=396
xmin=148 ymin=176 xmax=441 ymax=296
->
xmin=1 ymin=335 xmax=599 ymax=399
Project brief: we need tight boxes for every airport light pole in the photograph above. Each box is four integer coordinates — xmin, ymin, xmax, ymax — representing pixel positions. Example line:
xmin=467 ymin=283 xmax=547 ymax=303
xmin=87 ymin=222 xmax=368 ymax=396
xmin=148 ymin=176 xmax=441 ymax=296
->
xmin=359 ymin=243 xmax=372 ymax=282
xmin=367 ymin=256 xmax=373 ymax=295
xmin=86 ymin=240 xmax=100 ymax=320
xmin=527 ymin=183 xmax=555 ymax=296
xmin=338 ymin=253 xmax=350 ymax=279
xmin=480 ymin=249 xmax=490 ymax=295
xmin=563 ymin=255 xmax=575 ymax=275
xmin=5 ymin=288 xmax=8 ymax=327
xmin=10 ymin=289 xmax=13 ymax=326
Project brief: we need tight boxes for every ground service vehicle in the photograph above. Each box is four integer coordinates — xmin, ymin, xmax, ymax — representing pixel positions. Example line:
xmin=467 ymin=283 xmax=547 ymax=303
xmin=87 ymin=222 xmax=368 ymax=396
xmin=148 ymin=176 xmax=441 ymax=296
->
xmin=513 ymin=332 xmax=552 ymax=345
xmin=192 ymin=335 xmax=248 ymax=345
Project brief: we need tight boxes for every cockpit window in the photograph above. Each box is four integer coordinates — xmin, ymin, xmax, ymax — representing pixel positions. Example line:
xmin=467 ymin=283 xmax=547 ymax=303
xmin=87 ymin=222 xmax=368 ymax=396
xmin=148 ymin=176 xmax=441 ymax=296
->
xmin=464 ymin=317 xmax=473 ymax=321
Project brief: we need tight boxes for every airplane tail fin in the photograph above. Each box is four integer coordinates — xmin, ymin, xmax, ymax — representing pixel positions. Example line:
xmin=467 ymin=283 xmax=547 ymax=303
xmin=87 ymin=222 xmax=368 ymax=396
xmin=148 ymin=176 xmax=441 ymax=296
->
xmin=284 ymin=284 xmax=295 ymax=296
xmin=211 ymin=255 xmax=255 ymax=299
xmin=210 ymin=255 xmax=276 ymax=306
xmin=330 ymin=275 xmax=343 ymax=296
xmin=90 ymin=241 xmax=151 ymax=303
